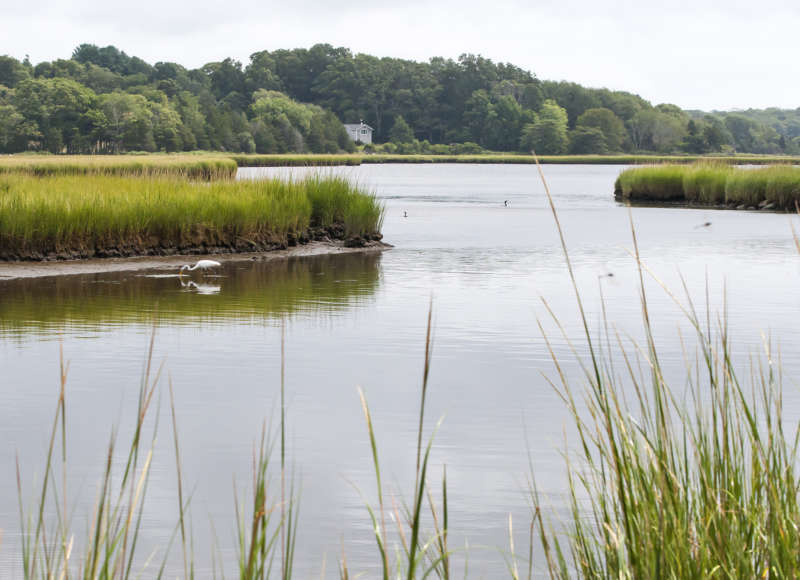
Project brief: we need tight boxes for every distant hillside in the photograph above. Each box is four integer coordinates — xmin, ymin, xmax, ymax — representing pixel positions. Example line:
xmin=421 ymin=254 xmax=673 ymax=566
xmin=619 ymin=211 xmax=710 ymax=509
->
xmin=0 ymin=44 xmax=796 ymax=155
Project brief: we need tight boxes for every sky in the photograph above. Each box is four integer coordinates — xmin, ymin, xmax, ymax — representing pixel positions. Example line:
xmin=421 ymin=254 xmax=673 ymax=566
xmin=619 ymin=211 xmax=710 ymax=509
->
xmin=3 ymin=0 xmax=799 ymax=111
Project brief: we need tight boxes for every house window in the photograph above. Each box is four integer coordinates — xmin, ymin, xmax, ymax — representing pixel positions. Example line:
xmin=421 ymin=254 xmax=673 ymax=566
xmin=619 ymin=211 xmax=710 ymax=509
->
xmin=361 ymin=129 xmax=368 ymax=135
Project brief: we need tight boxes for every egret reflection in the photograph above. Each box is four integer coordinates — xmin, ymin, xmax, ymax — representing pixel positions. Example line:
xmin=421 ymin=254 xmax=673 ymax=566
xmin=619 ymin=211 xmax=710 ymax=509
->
xmin=180 ymin=279 xmax=222 ymax=295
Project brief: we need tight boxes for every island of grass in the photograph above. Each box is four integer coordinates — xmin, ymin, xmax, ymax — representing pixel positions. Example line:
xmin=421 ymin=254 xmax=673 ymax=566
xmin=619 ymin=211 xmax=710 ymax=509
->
xmin=0 ymin=174 xmax=385 ymax=261
xmin=615 ymin=163 xmax=800 ymax=211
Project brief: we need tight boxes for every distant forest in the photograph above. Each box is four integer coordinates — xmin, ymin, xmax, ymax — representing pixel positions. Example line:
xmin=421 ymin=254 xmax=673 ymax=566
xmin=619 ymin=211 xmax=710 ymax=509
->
xmin=1 ymin=43 xmax=799 ymax=156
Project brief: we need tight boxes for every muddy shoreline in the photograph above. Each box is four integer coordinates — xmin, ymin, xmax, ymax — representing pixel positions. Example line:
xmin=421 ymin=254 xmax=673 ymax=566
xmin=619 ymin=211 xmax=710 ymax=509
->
xmin=614 ymin=194 xmax=789 ymax=212
xmin=0 ymin=240 xmax=391 ymax=280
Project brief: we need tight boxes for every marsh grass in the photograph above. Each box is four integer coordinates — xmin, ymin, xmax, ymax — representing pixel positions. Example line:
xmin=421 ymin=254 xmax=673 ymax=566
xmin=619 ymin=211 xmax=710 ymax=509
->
xmin=682 ymin=163 xmax=732 ymax=203
xmin=614 ymin=165 xmax=687 ymax=200
xmin=16 ymin=335 xmax=165 ymax=579
xmin=532 ymin=151 xmax=800 ymax=577
xmin=617 ymin=163 xmax=800 ymax=209
xmin=305 ymin=175 xmax=385 ymax=237
xmin=5 ymin=153 xmax=798 ymax=173
xmin=12 ymin=152 xmax=800 ymax=579
xmin=0 ymin=174 xmax=383 ymax=258
xmin=0 ymin=155 xmax=238 ymax=179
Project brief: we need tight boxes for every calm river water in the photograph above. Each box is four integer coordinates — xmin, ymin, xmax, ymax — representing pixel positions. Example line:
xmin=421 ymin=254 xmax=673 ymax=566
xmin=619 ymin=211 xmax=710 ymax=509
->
xmin=1 ymin=164 xmax=799 ymax=577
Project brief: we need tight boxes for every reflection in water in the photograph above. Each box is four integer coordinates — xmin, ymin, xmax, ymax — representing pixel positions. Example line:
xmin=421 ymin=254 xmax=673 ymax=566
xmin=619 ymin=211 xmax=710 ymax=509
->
xmin=0 ymin=252 xmax=382 ymax=336
xmin=4 ymin=165 xmax=800 ymax=578
xmin=180 ymin=279 xmax=222 ymax=295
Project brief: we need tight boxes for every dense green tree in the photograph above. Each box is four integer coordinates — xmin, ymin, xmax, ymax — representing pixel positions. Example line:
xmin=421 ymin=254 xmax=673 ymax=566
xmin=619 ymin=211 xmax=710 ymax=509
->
xmin=0 ymin=56 xmax=30 ymax=88
xmin=245 ymin=51 xmax=282 ymax=93
xmin=96 ymin=92 xmax=155 ymax=152
xmin=569 ymin=127 xmax=608 ymax=154
xmin=389 ymin=115 xmax=414 ymax=143
xmin=541 ymin=81 xmax=601 ymax=127
xmin=205 ymin=58 xmax=246 ymax=103
xmin=0 ymin=43 xmax=795 ymax=156
xmin=628 ymin=109 xmax=687 ymax=152
xmin=13 ymin=77 xmax=98 ymax=152
xmin=575 ymin=108 xmax=627 ymax=151
xmin=0 ymin=103 xmax=25 ymax=151
xmin=520 ymin=100 xmax=568 ymax=154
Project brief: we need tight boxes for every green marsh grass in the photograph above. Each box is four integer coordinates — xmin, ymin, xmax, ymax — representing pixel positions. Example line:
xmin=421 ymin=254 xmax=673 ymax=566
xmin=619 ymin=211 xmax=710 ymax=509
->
xmin=0 ymin=155 xmax=237 ymax=179
xmin=617 ymin=163 xmax=800 ymax=209
xmin=533 ymin=151 xmax=800 ymax=577
xmin=724 ymin=167 xmax=771 ymax=206
xmin=16 ymin=336 xmax=164 ymax=579
xmin=614 ymin=164 xmax=686 ymax=200
xmin=5 ymin=152 xmax=800 ymax=173
xmin=0 ymin=174 xmax=384 ymax=259
xmin=305 ymin=175 xmax=385 ymax=237
xmin=350 ymin=303 xmax=452 ymax=580
xmin=765 ymin=165 xmax=800 ymax=207
xmin=682 ymin=163 xmax=732 ymax=203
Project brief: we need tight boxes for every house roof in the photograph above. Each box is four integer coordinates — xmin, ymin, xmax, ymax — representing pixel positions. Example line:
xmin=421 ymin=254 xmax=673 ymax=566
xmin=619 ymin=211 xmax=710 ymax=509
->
xmin=344 ymin=123 xmax=374 ymax=131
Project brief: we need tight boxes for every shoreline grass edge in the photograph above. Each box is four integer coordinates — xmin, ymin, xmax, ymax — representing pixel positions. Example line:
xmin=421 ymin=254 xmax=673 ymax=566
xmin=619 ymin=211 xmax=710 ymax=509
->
xmin=615 ymin=163 xmax=800 ymax=210
xmin=0 ymin=174 xmax=385 ymax=261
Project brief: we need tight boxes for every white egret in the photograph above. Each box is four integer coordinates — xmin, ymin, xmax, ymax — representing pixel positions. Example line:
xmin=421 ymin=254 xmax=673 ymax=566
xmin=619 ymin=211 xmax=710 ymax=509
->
xmin=179 ymin=259 xmax=222 ymax=276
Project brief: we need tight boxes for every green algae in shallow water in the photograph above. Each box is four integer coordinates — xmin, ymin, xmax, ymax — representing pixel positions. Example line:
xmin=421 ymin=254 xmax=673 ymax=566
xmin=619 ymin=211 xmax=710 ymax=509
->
xmin=0 ymin=174 xmax=384 ymax=259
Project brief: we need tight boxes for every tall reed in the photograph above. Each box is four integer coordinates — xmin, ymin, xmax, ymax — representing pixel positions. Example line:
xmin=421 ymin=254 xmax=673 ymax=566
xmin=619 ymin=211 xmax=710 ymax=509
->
xmin=349 ymin=303 xmax=451 ymax=579
xmin=16 ymin=332 xmax=166 ymax=579
xmin=533 ymin=152 xmax=800 ymax=577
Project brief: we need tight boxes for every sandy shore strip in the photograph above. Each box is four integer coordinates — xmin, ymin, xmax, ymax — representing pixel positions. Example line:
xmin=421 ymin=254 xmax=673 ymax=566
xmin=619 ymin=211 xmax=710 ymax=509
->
xmin=0 ymin=240 xmax=391 ymax=280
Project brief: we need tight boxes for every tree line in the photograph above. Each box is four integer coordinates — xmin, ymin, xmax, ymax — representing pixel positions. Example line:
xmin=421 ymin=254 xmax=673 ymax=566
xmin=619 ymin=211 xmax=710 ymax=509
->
xmin=0 ymin=43 xmax=798 ymax=155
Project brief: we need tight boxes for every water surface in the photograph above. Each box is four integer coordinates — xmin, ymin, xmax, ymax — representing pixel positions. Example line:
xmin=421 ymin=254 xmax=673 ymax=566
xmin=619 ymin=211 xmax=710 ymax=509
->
xmin=1 ymin=164 xmax=799 ymax=577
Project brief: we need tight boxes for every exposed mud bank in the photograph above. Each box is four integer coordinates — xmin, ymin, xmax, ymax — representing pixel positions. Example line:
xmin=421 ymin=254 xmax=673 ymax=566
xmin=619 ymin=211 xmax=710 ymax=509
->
xmin=0 ymin=239 xmax=391 ymax=280
xmin=614 ymin=193 xmax=788 ymax=212
xmin=0 ymin=225 xmax=382 ymax=262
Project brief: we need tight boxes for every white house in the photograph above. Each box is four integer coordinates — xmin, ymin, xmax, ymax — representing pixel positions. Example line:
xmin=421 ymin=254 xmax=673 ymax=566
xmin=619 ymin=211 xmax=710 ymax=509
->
xmin=344 ymin=121 xmax=374 ymax=144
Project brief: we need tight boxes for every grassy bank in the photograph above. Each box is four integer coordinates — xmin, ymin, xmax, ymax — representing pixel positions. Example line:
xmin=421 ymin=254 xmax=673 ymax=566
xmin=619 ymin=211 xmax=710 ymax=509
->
xmin=0 ymin=154 xmax=238 ymax=179
xmin=4 ymin=153 xmax=800 ymax=174
xmin=615 ymin=163 xmax=800 ymax=209
xmin=0 ymin=174 xmax=384 ymax=260
xmin=232 ymin=153 xmax=800 ymax=166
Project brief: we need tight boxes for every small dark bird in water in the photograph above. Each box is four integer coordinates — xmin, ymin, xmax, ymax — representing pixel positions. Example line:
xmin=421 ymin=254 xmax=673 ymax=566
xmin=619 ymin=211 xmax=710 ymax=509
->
xmin=403 ymin=210 xmax=408 ymax=218
xmin=504 ymin=200 xmax=509 ymax=207
xmin=695 ymin=221 xmax=712 ymax=229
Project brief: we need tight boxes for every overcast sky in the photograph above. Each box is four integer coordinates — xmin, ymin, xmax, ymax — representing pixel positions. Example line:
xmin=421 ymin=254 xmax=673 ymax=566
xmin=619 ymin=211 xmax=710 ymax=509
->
xmin=3 ymin=0 xmax=798 ymax=111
